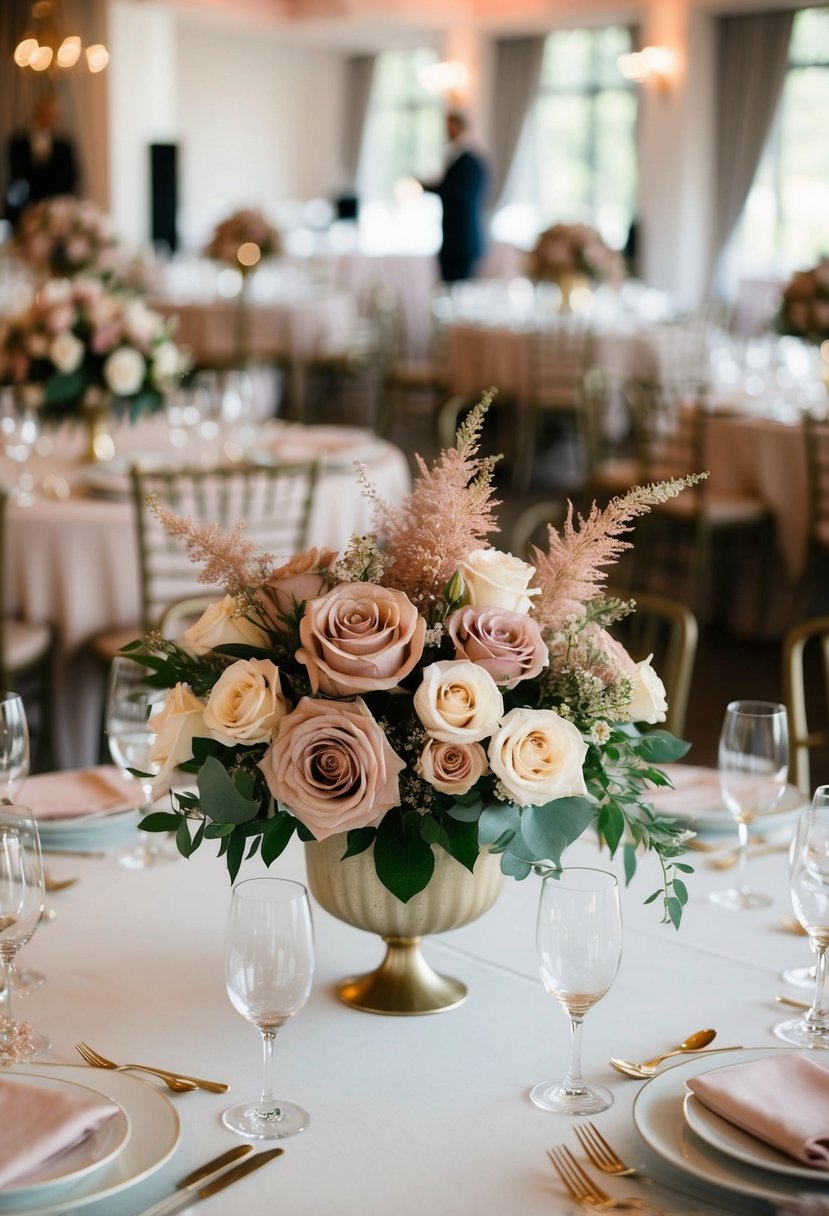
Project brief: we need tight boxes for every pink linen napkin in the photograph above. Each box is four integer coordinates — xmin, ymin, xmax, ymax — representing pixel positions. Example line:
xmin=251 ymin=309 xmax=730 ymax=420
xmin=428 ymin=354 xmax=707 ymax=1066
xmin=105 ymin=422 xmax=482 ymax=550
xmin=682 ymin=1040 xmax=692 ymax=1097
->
xmin=0 ymin=1076 xmax=120 ymax=1188
xmin=647 ymin=764 xmax=724 ymax=816
xmin=20 ymin=766 xmax=142 ymax=821
xmin=686 ymin=1054 xmax=829 ymax=1168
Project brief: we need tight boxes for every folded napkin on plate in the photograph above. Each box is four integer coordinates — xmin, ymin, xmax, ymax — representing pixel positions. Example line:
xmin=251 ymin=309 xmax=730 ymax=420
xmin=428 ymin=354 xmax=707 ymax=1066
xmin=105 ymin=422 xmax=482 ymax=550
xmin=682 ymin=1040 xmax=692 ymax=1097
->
xmin=0 ymin=1077 xmax=120 ymax=1187
xmin=21 ymin=766 xmax=142 ymax=821
xmin=648 ymin=764 xmax=724 ymax=815
xmin=687 ymin=1054 xmax=829 ymax=1168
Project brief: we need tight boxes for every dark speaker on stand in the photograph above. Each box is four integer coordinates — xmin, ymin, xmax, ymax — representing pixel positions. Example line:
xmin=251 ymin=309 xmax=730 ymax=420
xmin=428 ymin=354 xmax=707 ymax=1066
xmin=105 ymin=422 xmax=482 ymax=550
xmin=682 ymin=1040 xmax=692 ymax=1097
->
xmin=149 ymin=142 xmax=178 ymax=253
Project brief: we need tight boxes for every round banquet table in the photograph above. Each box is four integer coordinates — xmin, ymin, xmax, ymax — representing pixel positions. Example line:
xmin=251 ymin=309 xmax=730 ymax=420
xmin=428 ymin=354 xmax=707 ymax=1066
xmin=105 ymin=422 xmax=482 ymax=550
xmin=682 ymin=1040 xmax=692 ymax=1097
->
xmin=3 ymin=416 xmax=411 ymax=768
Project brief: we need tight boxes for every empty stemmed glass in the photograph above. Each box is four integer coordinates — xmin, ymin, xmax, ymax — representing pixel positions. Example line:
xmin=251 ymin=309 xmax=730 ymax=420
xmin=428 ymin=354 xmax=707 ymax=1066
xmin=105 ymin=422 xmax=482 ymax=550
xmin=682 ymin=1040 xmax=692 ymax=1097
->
xmin=530 ymin=869 xmax=622 ymax=1115
xmin=0 ymin=387 xmax=40 ymax=506
xmin=711 ymin=700 xmax=789 ymax=911
xmin=782 ymin=787 xmax=829 ymax=990
xmin=224 ymin=878 xmax=314 ymax=1139
xmin=775 ymin=795 xmax=829 ymax=1048
xmin=0 ymin=691 xmax=30 ymax=802
xmin=0 ymin=805 xmax=47 ymax=1059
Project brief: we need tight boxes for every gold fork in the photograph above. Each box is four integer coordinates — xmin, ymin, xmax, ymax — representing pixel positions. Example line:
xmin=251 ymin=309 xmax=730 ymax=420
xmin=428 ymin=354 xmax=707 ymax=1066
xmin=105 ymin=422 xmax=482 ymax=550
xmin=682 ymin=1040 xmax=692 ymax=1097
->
xmin=75 ymin=1043 xmax=197 ymax=1094
xmin=74 ymin=1042 xmax=228 ymax=1093
xmin=547 ymin=1147 xmax=664 ymax=1213
xmin=44 ymin=871 xmax=79 ymax=893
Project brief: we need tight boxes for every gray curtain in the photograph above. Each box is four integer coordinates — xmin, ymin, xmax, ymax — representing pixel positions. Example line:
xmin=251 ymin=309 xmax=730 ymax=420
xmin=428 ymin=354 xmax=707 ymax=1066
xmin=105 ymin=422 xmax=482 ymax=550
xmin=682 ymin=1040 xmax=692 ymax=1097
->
xmin=489 ymin=36 xmax=546 ymax=207
xmin=342 ymin=55 xmax=376 ymax=187
xmin=1 ymin=1 xmax=44 ymax=217
xmin=711 ymin=10 xmax=794 ymax=281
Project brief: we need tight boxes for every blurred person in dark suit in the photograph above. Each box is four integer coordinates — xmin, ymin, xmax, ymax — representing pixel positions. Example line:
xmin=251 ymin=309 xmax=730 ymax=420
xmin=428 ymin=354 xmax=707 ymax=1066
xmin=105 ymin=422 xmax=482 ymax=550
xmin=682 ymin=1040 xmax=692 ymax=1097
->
xmin=5 ymin=94 xmax=78 ymax=229
xmin=421 ymin=111 xmax=488 ymax=283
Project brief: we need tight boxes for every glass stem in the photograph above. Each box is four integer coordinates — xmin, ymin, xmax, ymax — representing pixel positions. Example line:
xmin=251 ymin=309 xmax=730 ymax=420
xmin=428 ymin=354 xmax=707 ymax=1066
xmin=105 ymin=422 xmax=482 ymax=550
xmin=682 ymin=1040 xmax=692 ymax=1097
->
xmin=1 ymin=954 xmax=15 ymax=1023
xmin=807 ymin=942 xmax=828 ymax=1025
xmin=736 ymin=820 xmax=750 ymax=895
xmin=562 ymin=1014 xmax=586 ymax=1094
xmin=258 ymin=1029 xmax=280 ymax=1118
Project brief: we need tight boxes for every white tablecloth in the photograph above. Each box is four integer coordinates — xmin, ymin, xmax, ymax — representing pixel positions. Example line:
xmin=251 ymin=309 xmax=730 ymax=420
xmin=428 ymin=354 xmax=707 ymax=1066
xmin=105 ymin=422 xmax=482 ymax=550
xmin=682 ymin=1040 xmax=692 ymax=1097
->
xmin=15 ymin=819 xmax=811 ymax=1216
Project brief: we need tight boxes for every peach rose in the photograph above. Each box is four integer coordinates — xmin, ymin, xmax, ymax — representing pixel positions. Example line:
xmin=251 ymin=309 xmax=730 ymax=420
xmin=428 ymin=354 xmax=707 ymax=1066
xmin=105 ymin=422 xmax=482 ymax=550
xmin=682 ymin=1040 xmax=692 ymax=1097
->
xmin=488 ymin=707 xmax=588 ymax=807
xmin=260 ymin=547 xmax=338 ymax=628
xmin=203 ymin=658 xmax=289 ymax=746
xmin=182 ymin=595 xmax=269 ymax=656
xmin=447 ymin=606 xmax=549 ymax=689
xmin=297 ymin=582 xmax=425 ymax=696
xmin=149 ymin=683 xmax=206 ymax=786
xmin=259 ymin=696 xmax=405 ymax=841
xmin=418 ymin=738 xmax=488 ymax=796
xmin=414 ymin=660 xmax=504 ymax=743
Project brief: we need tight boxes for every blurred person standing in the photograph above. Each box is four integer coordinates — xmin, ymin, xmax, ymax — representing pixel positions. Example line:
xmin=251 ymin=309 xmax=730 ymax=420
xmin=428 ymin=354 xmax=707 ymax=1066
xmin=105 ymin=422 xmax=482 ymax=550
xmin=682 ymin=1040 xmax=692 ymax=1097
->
xmin=5 ymin=94 xmax=78 ymax=229
xmin=421 ymin=110 xmax=489 ymax=283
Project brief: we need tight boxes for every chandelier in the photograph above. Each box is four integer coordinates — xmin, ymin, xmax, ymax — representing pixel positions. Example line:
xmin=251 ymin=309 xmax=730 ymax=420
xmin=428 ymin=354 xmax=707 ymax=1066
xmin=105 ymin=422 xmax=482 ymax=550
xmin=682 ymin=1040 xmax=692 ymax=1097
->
xmin=13 ymin=1 xmax=109 ymax=74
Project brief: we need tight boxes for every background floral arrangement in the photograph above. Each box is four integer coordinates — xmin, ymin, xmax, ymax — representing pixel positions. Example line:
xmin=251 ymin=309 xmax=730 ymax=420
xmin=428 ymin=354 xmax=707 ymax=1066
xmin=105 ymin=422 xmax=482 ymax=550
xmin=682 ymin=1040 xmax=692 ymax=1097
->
xmin=528 ymin=223 xmax=624 ymax=285
xmin=0 ymin=277 xmax=184 ymax=423
xmin=133 ymin=399 xmax=701 ymax=925
xmin=203 ymin=208 xmax=282 ymax=272
xmin=777 ymin=258 xmax=829 ymax=343
xmin=13 ymin=195 xmax=121 ymax=281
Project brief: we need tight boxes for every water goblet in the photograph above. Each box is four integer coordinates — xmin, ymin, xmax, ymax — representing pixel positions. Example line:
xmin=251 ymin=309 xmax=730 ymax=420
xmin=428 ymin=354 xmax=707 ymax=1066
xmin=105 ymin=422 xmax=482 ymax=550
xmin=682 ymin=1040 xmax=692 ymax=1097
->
xmin=782 ymin=786 xmax=829 ymax=989
xmin=223 ymin=877 xmax=314 ymax=1139
xmin=0 ymin=690 xmax=30 ymax=802
xmin=530 ymin=868 xmax=622 ymax=1115
xmin=0 ymin=387 xmax=39 ymax=506
xmin=774 ymin=797 xmax=829 ymax=1048
xmin=0 ymin=805 xmax=48 ymax=1058
xmin=710 ymin=700 xmax=788 ymax=911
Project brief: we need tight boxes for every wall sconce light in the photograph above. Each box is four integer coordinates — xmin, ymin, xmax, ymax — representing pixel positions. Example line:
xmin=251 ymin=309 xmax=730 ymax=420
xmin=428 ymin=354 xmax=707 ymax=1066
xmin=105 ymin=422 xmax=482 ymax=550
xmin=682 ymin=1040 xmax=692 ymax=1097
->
xmin=418 ymin=59 xmax=470 ymax=103
xmin=617 ymin=46 xmax=677 ymax=91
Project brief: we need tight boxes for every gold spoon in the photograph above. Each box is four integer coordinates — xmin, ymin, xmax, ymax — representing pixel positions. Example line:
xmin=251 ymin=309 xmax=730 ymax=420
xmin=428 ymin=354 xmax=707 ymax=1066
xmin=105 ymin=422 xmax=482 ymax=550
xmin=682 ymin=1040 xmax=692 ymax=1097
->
xmin=609 ymin=1029 xmax=739 ymax=1078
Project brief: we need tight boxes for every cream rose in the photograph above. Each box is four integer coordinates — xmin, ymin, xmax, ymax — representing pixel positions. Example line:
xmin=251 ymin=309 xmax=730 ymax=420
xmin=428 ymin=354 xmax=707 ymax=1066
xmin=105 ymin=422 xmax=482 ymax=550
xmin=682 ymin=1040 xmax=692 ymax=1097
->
xmin=103 ymin=345 xmax=145 ymax=396
xmin=297 ymin=581 xmax=425 ymax=696
xmin=258 ymin=696 xmax=405 ymax=841
xmin=459 ymin=548 xmax=541 ymax=616
xmin=414 ymin=660 xmax=504 ymax=743
xmin=152 ymin=341 xmax=180 ymax=383
xmin=181 ymin=595 xmax=269 ymax=656
xmin=447 ymin=605 xmax=549 ymax=689
xmin=488 ymin=707 xmax=588 ymax=807
xmin=260 ymin=547 xmax=337 ymax=628
xmin=49 ymin=331 xmax=84 ymax=374
xmin=203 ymin=658 xmax=289 ymax=746
xmin=149 ymin=683 xmax=206 ymax=786
xmin=418 ymin=738 xmax=488 ymax=796
xmin=627 ymin=655 xmax=668 ymax=724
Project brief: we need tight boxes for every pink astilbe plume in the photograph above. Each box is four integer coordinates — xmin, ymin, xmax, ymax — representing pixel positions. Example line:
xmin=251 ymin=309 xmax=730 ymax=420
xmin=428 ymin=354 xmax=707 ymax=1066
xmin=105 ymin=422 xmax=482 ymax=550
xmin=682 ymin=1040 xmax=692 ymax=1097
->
xmin=531 ymin=475 xmax=707 ymax=635
xmin=372 ymin=393 xmax=501 ymax=614
xmin=148 ymin=495 xmax=272 ymax=597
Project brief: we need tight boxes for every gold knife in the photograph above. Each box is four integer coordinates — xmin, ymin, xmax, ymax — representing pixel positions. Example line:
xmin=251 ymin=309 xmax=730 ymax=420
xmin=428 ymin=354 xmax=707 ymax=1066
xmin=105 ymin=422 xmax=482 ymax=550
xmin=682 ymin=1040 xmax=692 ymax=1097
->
xmin=776 ymin=995 xmax=810 ymax=1010
xmin=137 ymin=1145 xmax=255 ymax=1216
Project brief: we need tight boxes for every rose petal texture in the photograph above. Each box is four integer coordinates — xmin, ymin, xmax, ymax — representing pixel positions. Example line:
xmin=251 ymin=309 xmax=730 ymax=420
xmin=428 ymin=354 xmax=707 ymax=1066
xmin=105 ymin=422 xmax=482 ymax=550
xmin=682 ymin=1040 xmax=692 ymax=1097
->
xmin=181 ymin=595 xmax=269 ymax=656
xmin=488 ymin=707 xmax=588 ymax=807
xmin=627 ymin=655 xmax=668 ymax=724
xmin=458 ymin=548 xmax=542 ymax=616
xmin=414 ymin=660 xmax=504 ymax=743
xmin=149 ymin=683 xmax=206 ymax=787
xmin=296 ymin=581 xmax=426 ymax=696
xmin=203 ymin=658 xmax=290 ymax=746
xmin=418 ymin=738 xmax=488 ymax=796
xmin=260 ymin=547 xmax=338 ymax=629
xmin=258 ymin=696 xmax=405 ymax=841
xmin=448 ymin=605 xmax=549 ymax=689
xmin=103 ymin=345 xmax=145 ymax=396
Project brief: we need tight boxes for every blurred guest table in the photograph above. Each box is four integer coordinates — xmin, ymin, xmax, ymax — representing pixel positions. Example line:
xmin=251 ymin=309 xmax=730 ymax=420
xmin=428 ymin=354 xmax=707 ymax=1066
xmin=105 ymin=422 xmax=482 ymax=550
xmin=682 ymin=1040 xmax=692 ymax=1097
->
xmin=14 ymin=808 xmax=817 ymax=1216
xmin=3 ymin=416 xmax=410 ymax=768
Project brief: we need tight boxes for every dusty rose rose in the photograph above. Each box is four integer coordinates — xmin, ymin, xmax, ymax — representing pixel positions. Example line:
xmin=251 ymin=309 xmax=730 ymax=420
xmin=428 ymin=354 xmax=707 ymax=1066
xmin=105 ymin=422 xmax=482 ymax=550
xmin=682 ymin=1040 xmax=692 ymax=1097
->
xmin=418 ymin=738 xmax=488 ymax=796
xmin=297 ymin=582 xmax=425 ymax=695
xmin=259 ymin=696 xmax=405 ymax=841
xmin=260 ymin=547 xmax=338 ymax=628
xmin=447 ymin=606 xmax=549 ymax=689
xmin=203 ymin=658 xmax=289 ymax=746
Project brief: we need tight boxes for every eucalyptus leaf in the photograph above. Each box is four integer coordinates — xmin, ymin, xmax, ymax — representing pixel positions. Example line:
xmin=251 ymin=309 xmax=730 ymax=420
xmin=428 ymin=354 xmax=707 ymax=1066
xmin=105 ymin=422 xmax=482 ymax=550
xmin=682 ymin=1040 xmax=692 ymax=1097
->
xmin=519 ymin=797 xmax=596 ymax=868
xmin=197 ymin=755 xmax=259 ymax=825
xmin=631 ymin=731 xmax=691 ymax=763
xmin=499 ymin=851 xmax=532 ymax=880
xmin=444 ymin=795 xmax=483 ymax=823
xmin=478 ymin=802 xmax=520 ymax=846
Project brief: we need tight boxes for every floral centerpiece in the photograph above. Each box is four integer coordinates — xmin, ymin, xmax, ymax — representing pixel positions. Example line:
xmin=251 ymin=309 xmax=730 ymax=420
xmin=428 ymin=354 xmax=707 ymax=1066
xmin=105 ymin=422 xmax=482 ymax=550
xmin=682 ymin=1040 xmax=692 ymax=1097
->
xmin=203 ymin=208 xmax=282 ymax=275
xmin=132 ymin=397 xmax=701 ymax=930
xmin=777 ymin=258 xmax=829 ymax=344
xmin=528 ymin=223 xmax=624 ymax=287
xmin=13 ymin=196 xmax=122 ymax=281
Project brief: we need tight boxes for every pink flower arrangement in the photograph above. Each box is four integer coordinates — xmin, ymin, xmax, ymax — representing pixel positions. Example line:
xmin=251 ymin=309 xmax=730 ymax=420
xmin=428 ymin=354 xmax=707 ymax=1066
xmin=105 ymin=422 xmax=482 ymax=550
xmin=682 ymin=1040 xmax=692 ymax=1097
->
xmin=203 ymin=208 xmax=282 ymax=272
xmin=778 ymin=258 xmax=829 ymax=343
xmin=14 ymin=196 xmax=121 ymax=280
xmin=528 ymin=222 xmax=624 ymax=285
xmin=133 ymin=398 xmax=702 ymax=924
xmin=0 ymin=277 xmax=184 ymax=423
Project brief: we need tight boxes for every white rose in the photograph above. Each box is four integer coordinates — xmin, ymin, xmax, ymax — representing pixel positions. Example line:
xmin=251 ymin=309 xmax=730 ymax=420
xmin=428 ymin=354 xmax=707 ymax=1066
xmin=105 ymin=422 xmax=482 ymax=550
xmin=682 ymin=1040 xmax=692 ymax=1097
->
xmin=627 ymin=655 xmax=668 ymax=724
xmin=414 ymin=659 xmax=504 ymax=743
xmin=182 ymin=594 xmax=269 ymax=656
xmin=203 ymin=658 xmax=289 ymax=746
xmin=459 ymin=548 xmax=541 ymax=616
xmin=124 ymin=299 xmax=160 ymax=350
xmin=488 ymin=707 xmax=588 ymax=807
xmin=149 ymin=683 xmax=206 ymax=786
xmin=103 ymin=346 xmax=145 ymax=396
xmin=49 ymin=331 xmax=84 ymax=374
xmin=152 ymin=341 xmax=180 ymax=383
xmin=40 ymin=278 xmax=72 ymax=305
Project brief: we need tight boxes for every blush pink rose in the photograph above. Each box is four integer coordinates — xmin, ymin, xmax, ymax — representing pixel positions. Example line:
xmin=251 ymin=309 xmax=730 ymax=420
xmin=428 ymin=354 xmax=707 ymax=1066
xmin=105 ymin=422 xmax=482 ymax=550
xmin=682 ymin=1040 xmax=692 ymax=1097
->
xmin=418 ymin=738 xmax=488 ymax=796
xmin=447 ymin=606 xmax=549 ymax=689
xmin=297 ymin=582 xmax=426 ymax=696
xmin=258 ymin=696 xmax=405 ymax=840
xmin=259 ymin=547 xmax=338 ymax=629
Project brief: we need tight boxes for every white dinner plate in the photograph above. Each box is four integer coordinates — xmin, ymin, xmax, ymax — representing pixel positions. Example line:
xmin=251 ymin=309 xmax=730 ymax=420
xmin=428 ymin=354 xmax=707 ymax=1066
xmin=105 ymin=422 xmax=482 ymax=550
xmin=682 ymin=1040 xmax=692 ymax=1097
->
xmin=633 ymin=1047 xmax=829 ymax=1204
xmin=683 ymin=1087 xmax=827 ymax=1181
xmin=1 ymin=1074 xmax=131 ymax=1205
xmin=0 ymin=1064 xmax=180 ymax=1215
xmin=650 ymin=764 xmax=807 ymax=836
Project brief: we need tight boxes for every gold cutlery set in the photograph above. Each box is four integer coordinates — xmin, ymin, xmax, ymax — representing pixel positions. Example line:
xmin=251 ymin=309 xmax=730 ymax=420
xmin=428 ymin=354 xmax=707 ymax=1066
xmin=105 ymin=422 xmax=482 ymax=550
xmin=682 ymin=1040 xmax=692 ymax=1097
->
xmin=136 ymin=1143 xmax=284 ymax=1216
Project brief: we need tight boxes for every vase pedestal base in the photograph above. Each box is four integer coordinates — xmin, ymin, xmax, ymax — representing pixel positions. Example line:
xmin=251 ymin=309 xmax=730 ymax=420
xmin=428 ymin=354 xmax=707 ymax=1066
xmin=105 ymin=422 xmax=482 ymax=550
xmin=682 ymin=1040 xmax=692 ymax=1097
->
xmin=337 ymin=935 xmax=467 ymax=1016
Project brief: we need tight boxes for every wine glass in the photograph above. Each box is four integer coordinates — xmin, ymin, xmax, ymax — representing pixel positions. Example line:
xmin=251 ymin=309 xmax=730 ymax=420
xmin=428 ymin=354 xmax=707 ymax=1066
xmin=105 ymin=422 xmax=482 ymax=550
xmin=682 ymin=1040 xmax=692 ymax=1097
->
xmin=782 ymin=786 xmax=829 ymax=989
xmin=774 ymin=797 xmax=829 ymax=1048
xmin=530 ymin=868 xmax=622 ymax=1115
xmin=105 ymin=656 xmax=176 ymax=869
xmin=223 ymin=878 xmax=314 ymax=1139
xmin=0 ymin=386 xmax=39 ymax=505
xmin=0 ymin=691 xmax=30 ymax=802
xmin=710 ymin=700 xmax=789 ymax=911
xmin=0 ymin=805 xmax=48 ymax=1058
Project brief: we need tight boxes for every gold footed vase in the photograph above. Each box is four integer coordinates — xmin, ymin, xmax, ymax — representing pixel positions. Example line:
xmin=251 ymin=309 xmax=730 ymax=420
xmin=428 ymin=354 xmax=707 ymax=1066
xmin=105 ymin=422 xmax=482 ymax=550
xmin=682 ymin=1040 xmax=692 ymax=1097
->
xmin=556 ymin=272 xmax=590 ymax=314
xmin=82 ymin=404 xmax=115 ymax=463
xmin=304 ymin=834 xmax=504 ymax=1016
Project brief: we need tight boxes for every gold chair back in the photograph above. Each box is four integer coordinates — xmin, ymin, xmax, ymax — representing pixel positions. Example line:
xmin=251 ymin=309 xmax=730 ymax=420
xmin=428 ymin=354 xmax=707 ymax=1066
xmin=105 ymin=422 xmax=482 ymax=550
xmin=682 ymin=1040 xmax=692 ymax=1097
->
xmin=783 ymin=613 xmax=829 ymax=794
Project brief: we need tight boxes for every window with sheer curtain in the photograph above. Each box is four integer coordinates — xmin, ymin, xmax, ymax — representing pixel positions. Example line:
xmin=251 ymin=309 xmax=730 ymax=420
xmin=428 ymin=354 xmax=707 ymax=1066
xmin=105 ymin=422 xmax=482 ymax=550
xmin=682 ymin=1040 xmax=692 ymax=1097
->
xmin=358 ymin=48 xmax=444 ymax=203
xmin=492 ymin=26 xmax=637 ymax=252
xmin=726 ymin=7 xmax=829 ymax=287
